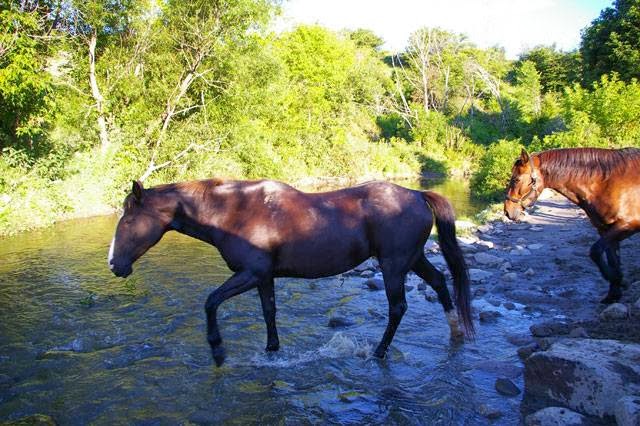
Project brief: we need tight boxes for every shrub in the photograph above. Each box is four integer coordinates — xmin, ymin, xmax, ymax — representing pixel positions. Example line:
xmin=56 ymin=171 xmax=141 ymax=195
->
xmin=470 ymin=139 xmax=524 ymax=200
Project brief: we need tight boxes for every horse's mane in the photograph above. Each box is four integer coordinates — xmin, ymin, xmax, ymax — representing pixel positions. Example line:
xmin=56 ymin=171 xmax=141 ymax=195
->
xmin=538 ymin=148 xmax=640 ymax=181
xmin=122 ymin=179 xmax=224 ymax=210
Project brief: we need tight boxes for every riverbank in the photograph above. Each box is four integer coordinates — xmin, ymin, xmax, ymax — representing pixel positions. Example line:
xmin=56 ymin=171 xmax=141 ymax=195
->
xmin=451 ymin=189 xmax=640 ymax=423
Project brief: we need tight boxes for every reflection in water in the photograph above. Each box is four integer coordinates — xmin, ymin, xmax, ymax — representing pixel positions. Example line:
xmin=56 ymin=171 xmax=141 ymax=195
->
xmin=0 ymin=179 xmax=528 ymax=424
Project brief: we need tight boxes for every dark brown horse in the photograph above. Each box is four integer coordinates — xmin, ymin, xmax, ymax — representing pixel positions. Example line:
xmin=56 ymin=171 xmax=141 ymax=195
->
xmin=108 ymin=179 xmax=474 ymax=366
xmin=504 ymin=147 xmax=640 ymax=304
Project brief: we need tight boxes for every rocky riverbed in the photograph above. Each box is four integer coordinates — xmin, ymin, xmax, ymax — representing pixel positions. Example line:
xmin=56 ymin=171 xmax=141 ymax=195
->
xmin=351 ymin=189 xmax=640 ymax=425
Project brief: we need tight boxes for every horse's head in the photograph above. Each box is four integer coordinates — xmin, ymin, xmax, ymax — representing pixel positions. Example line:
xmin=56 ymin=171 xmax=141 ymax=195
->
xmin=108 ymin=181 xmax=173 ymax=278
xmin=504 ymin=149 xmax=542 ymax=221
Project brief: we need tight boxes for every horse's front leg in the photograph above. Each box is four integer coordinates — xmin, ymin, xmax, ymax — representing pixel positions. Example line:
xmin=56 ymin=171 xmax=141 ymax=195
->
xmin=205 ymin=271 xmax=260 ymax=366
xmin=258 ymin=278 xmax=279 ymax=352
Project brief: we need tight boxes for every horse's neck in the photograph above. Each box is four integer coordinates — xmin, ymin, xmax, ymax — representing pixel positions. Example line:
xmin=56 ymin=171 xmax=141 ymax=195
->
xmin=540 ymin=159 xmax=588 ymax=205
xmin=171 ymin=192 xmax=223 ymax=246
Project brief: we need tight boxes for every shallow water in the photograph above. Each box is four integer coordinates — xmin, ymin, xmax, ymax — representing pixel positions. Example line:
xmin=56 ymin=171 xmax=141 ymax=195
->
xmin=0 ymin=179 xmax=532 ymax=425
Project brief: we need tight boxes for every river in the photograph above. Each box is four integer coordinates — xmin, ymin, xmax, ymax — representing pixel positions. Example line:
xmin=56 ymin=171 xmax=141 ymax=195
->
xmin=0 ymin=178 xmax=532 ymax=425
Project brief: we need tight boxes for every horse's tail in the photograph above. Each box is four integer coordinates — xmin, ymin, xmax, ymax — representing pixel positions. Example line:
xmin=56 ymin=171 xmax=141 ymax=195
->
xmin=422 ymin=191 xmax=475 ymax=338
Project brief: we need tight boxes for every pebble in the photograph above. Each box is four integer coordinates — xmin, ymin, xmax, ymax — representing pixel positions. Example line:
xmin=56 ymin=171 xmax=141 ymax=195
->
xmin=417 ymin=282 xmax=427 ymax=291
xmin=494 ymin=378 xmax=520 ymax=396
xmin=524 ymin=268 xmax=535 ymax=277
xmin=500 ymin=262 xmax=512 ymax=272
xmin=328 ymin=316 xmax=354 ymax=328
xmin=569 ymin=327 xmax=589 ymax=338
xmin=474 ymin=252 xmax=504 ymax=266
xmin=530 ymin=321 xmax=571 ymax=337
xmin=502 ymin=272 xmax=518 ymax=282
xmin=528 ymin=243 xmax=544 ymax=250
xmin=360 ymin=270 xmax=375 ymax=278
xmin=503 ymin=302 xmax=516 ymax=310
xmin=517 ymin=342 xmax=540 ymax=361
xmin=469 ymin=269 xmax=493 ymax=282
xmin=478 ymin=404 xmax=503 ymax=419
xmin=479 ymin=310 xmax=502 ymax=323
xmin=525 ymin=407 xmax=586 ymax=426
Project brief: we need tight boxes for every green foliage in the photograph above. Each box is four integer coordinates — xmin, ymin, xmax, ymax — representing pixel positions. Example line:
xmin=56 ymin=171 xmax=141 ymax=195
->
xmin=581 ymin=0 xmax=640 ymax=84
xmin=470 ymin=139 xmax=524 ymax=200
xmin=519 ymin=46 xmax=582 ymax=93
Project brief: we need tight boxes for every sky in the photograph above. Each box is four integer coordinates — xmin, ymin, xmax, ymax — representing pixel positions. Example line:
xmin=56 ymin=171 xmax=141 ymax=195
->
xmin=278 ymin=0 xmax=613 ymax=58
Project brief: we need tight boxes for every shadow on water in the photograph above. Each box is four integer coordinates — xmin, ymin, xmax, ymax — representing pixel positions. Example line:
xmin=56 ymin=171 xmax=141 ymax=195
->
xmin=0 ymin=179 xmax=529 ymax=425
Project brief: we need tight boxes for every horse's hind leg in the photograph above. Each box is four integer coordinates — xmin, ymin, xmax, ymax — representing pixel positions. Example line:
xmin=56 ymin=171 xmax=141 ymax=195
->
xmin=589 ymin=226 xmax=631 ymax=304
xmin=258 ymin=278 xmax=279 ymax=352
xmin=412 ymin=255 xmax=462 ymax=338
xmin=373 ymin=260 xmax=408 ymax=359
xmin=205 ymin=271 xmax=260 ymax=366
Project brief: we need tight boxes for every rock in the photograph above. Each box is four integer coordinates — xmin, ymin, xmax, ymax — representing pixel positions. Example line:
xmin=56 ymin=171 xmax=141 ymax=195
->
xmin=338 ymin=390 xmax=362 ymax=403
xmin=530 ymin=321 xmax=571 ymax=337
xmin=504 ymin=302 xmax=516 ymax=310
xmin=507 ymin=333 xmax=535 ymax=346
xmin=518 ymin=342 xmax=540 ymax=361
xmin=360 ymin=270 xmax=375 ymax=278
xmin=568 ymin=327 xmax=589 ymax=338
xmin=429 ymin=255 xmax=447 ymax=268
xmin=479 ymin=310 xmax=502 ymax=323
xmin=524 ymin=407 xmax=587 ymax=426
xmin=510 ymin=247 xmax=532 ymax=256
xmin=455 ymin=220 xmax=476 ymax=231
xmin=405 ymin=285 xmax=414 ymax=293
xmin=354 ymin=259 xmax=377 ymax=272
xmin=528 ymin=243 xmax=544 ymax=250
xmin=495 ymin=377 xmax=520 ymax=396
xmin=477 ymin=224 xmax=493 ymax=234
xmin=500 ymin=262 xmax=512 ymax=272
xmin=524 ymin=268 xmax=536 ymax=277
xmin=478 ymin=403 xmax=502 ymax=419
xmin=424 ymin=240 xmax=439 ymax=252
xmin=469 ymin=269 xmax=493 ymax=282
xmin=502 ymin=272 xmax=518 ymax=282
xmin=476 ymin=239 xmax=495 ymax=250
xmin=615 ymin=395 xmax=640 ymax=426
xmin=473 ymin=287 xmax=487 ymax=298
xmin=473 ymin=252 xmax=504 ymax=266
xmin=328 ymin=316 xmax=354 ymax=328
xmin=517 ymin=237 xmax=527 ymax=244
xmin=365 ymin=278 xmax=384 ymax=291
xmin=2 ymin=415 xmax=57 ymax=426
xmin=417 ymin=282 xmax=427 ymax=291
xmin=599 ymin=303 xmax=628 ymax=320
xmin=524 ymin=338 xmax=640 ymax=417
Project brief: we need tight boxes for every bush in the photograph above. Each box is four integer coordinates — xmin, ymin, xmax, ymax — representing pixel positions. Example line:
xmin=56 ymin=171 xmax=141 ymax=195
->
xmin=470 ymin=139 xmax=524 ymax=200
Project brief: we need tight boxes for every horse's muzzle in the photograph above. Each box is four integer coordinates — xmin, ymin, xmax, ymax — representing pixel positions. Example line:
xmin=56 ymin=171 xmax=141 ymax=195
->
xmin=109 ymin=261 xmax=132 ymax=278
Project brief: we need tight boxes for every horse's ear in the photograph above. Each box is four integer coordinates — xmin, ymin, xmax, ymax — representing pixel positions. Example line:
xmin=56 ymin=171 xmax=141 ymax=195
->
xmin=132 ymin=180 xmax=144 ymax=201
xmin=520 ymin=148 xmax=530 ymax=164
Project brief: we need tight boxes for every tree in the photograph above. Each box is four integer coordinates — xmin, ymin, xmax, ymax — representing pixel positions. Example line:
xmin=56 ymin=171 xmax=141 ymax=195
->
xmin=519 ymin=45 xmax=581 ymax=93
xmin=0 ymin=2 xmax=55 ymax=151
xmin=581 ymin=0 xmax=640 ymax=84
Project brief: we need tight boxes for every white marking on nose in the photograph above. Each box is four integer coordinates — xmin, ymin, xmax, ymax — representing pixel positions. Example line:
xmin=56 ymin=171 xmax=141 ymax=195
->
xmin=108 ymin=237 xmax=115 ymax=268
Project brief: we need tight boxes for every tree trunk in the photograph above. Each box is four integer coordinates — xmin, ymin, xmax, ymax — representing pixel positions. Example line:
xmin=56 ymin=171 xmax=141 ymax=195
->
xmin=88 ymin=30 xmax=109 ymax=153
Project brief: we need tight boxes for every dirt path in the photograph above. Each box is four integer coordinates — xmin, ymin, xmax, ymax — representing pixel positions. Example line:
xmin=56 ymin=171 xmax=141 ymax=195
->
xmin=464 ymin=190 xmax=640 ymax=330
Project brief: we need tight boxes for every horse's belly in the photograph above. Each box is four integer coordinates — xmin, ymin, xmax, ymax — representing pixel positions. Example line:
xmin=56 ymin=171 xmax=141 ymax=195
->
xmin=273 ymin=234 xmax=370 ymax=279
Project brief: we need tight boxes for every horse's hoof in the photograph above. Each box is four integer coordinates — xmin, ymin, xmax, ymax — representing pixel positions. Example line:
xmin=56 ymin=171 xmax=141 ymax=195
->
xmin=265 ymin=343 xmax=280 ymax=352
xmin=372 ymin=347 xmax=387 ymax=359
xmin=211 ymin=346 xmax=226 ymax=367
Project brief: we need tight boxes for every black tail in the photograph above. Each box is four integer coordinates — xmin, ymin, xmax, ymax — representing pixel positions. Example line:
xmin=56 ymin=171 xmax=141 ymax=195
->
xmin=423 ymin=191 xmax=475 ymax=337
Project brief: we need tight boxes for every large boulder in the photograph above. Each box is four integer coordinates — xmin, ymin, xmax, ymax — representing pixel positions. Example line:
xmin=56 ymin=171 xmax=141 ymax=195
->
xmin=524 ymin=338 xmax=640 ymax=418
xmin=524 ymin=407 xmax=586 ymax=426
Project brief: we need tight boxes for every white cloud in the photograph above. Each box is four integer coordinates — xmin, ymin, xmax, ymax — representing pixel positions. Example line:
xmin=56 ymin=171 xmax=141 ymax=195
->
xmin=277 ymin=0 xmax=610 ymax=58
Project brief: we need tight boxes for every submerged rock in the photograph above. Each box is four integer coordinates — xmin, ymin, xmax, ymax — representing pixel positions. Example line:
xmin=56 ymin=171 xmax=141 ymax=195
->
xmin=524 ymin=338 xmax=640 ymax=417
xmin=530 ymin=321 xmax=571 ymax=337
xmin=479 ymin=310 xmax=502 ymax=323
xmin=478 ymin=403 xmax=502 ymax=419
xmin=328 ymin=316 xmax=354 ymax=328
xmin=524 ymin=407 xmax=586 ymax=426
xmin=495 ymin=377 xmax=520 ymax=397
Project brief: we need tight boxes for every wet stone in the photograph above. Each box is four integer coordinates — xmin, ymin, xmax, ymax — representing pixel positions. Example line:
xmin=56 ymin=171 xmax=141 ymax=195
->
xmin=524 ymin=407 xmax=586 ymax=426
xmin=530 ymin=321 xmax=571 ymax=337
xmin=417 ymin=282 xmax=427 ymax=291
xmin=517 ymin=342 xmax=540 ymax=361
xmin=568 ymin=327 xmax=589 ymax=338
xmin=502 ymin=272 xmax=518 ymax=282
xmin=405 ymin=285 xmax=414 ymax=293
xmin=615 ymin=396 xmax=640 ymax=426
xmin=495 ymin=377 xmax=520 ymax=397
xmin=503 ymin=302 xmax=516 ymax=310
xmin=599 ymin=303 xmax=628 ymax=320
xmin=478 ymin=403 xmax=502 ymax=420
xmin=479 ymin=310 xmax=502 ymax=323
xmin=360 ymin=270 xmax=375 ymax=279
xmin=365 ymin=278 xmax=384 ymax=291
xmin=328 ymin=316 xmax=354 ymax=328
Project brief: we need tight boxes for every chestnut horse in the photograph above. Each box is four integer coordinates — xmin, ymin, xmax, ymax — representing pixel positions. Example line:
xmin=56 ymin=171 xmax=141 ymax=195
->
xmin=108 ymin=179 xmax=473 ymax=366
xmin=505 ymin=148 xmax=640 ymax=304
